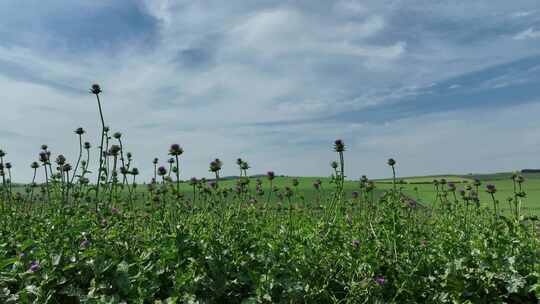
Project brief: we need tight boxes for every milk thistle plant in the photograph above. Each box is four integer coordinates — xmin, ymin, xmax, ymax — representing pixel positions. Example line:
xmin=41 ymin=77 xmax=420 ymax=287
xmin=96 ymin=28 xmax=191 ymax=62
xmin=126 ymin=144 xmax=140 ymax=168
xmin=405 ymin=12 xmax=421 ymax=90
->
xmin=0 ymin=83 xmax=538 ymax=303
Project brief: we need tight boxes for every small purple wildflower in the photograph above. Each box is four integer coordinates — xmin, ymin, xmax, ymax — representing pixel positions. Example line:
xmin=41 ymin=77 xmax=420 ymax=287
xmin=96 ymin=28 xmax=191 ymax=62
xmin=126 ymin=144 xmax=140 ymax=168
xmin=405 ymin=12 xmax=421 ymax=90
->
xmin=29 ymin=261 xmax=40 ymax=272
xmin=351 ymin=191 xmax=359 ymax=199
xmin=111 ymin=207 xmax=119 ymax=214
xmin=486 ymin=184 xmax=497 ymax=194
xmin=80 ymin=239 xmax=90 ymax=249
xmin=375 ymin=276 xmax=385 ymax=285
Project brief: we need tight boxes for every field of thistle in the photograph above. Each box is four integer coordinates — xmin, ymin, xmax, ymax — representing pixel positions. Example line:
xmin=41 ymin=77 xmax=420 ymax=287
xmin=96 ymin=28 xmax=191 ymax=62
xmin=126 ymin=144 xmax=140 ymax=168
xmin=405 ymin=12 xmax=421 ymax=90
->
xmin=0 ymin=84 xmax=539 ymax=303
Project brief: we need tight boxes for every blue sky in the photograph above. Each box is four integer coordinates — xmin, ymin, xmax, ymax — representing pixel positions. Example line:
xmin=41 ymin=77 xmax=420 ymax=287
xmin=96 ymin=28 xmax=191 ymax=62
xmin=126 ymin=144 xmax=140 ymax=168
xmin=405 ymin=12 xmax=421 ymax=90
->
xmin=0 ymin=0 xmax=540 ymax=181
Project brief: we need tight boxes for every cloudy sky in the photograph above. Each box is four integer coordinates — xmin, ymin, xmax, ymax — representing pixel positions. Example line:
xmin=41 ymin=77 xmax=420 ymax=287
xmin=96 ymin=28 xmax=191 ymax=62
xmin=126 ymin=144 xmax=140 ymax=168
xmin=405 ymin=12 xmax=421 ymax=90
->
xmin=1 ymin=0 xmax=540 ymax=182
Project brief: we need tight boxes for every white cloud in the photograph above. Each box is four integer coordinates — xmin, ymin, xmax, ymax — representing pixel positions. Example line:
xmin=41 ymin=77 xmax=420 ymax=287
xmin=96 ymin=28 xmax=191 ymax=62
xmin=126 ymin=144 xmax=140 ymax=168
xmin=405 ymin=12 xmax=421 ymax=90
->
xmin=514 ymin=28 xmax=540 ymax=40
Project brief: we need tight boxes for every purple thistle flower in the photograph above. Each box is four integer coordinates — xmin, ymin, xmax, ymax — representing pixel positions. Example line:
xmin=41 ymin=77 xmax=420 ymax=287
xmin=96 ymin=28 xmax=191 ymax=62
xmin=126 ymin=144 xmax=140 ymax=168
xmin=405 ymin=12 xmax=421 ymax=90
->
xmin=80 ymin=239 xmax=90 ymax=248
xmin=486 ymin=184 xmax=497 ymax=194
xmin=267 ymin=171 xmax=275 ymax=180
xmin=111 ymin=207 xmax=119 ymax=214
xmin=375 ymin=276 xmax=385 ymax=285
xmin=351 ymin=191 xmax=359 ymax=199
xmin=157 ymin=166 xmax=167 ymax=176
xmin=29 ymin=261 xmax=40 ymax=272
xmin=447 ymin=182 xmax=456 ymax=191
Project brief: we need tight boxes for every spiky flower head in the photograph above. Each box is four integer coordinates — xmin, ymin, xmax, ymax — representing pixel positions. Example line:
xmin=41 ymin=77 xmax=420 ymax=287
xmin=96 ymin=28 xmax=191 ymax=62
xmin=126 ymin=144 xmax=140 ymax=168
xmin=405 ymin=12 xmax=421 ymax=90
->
xmin=486 ymin=184 xmax=497 ymax=194
xmin=113 ymin=132 xmax=122 ymax=139
xmin=5 ymin=162 xmax=11 ymax=169
xmin=267 ymin=171 xmax=275 ymax=181
xmin=236 ymin=158 xmax=243 ymax=166
xmin=40 ymin=144 xmax=48 ymax=151
xmin=157 ymin=166 xmax=167 ymax=176
xmin=473 ymin=178 xmax=481 ymax=186
xmin=131 ymin=168 xmax=139 ymax=176
xmin=39 ymin=151 xmax=49 ymax=163
xmin=0 ymin=149 xmax=5 ymax=157
xmin=120 ymin=166 xmax=128 ymax=175
xmin=31 ymin=161 xmax=39 ymax=169
xmin=153 ymin=158 xmax=159 ymax=165
xmin=169 ymin=144 xmax=183 ymax=156
xmin=62 ymin=163 xmax=72 ymax=172
xmin=352 ymin=191 xmax=359 ymax=199
xmin=167 ymin=157 xmax=175 ymax=164
xmin=209 ymin=158 xmax=223 ymax=172
xmin=90 ymin=84 xmax=102 ymax=95
xmin=83 ymin=142 xmax=91 ymax=149
xmin=292 ymin=178 xmax=299 ymax=187
xmin=333 ymin=139 xmax=345 ymax=152
xmin=74 ymin=127 xmax=85 ymax=135
xmin=109 ymin=145 xmax=121 ymax=156
xmin=331 ymin=161 xmax=339 ymax=169
xmin=103 ymin=126 xmax=110 ymax=133
xmin=387 ymin=158 xmax=396 ymax=166
xmin=55 ymin=155 xmax=66 ymax=166
xmin=240 ymin=161 xmax=250 ymax=171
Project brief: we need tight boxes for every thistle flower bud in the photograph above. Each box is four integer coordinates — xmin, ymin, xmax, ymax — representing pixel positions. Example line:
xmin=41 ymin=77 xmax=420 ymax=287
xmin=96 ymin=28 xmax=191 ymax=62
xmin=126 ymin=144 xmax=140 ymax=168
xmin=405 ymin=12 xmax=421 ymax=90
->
xmin=333 ymin=139 xmax=345 ymax=152
xmin=240 ymin=161 xmax=250 ymax=170
xmin=169 ymin=144 xmax=183 ymax=156
xmin=126 ymin=152 xmax=132 ymax=159
xmin=486 ymin=184 xmax=497 ymax=194
xmin=267 ymin=171 xmax=275 ymax=181
xmin=209 ymin=158 xmax=223 ymax=172
xmin=131 ymin=168 xmax=139 ymax=176
xmin=90 ymin=84 xmax=102 ymax=95
xmin=153 ymin=158 xmax=159 ymax=165
xmin=352 ymin=191 xmax=359 ymax=199
xmin=0 ymin=150 xmax=5 ymax=157
xmin=55 ymin=155 xmax=66 ymax=166
xmin=63 ymin=163 xmax=72 ymax=172
xmin=109 ymin=145 xmax=121 ymax=156
xmin=387 ymin=158 xmax=396 ymax=166
xmin=292 ymin=178 xmax=299 ymax=187
xmin=83 ymin=142 xmax=91 ymax=149
xmin=168 ymin=158 xmax=175 ymax=164
xmin=103 ymin=126 xmax=110 ymax=133
xmin=41 ymin=144 xmax=48 ymax=151
xmin=31 ymin=161 xmax=39 ymax=169
xmin=75 ymin=127 xmax=85 ymax=135
xmin=331 ymin=161 xmax=338 ymax=169
xmin=236 ymin=158 xmax=243 ymax=166
xmin=113 ymin=132 xmax=122 ymax=139
xmin=5 ymin=162 xmax=11 ymax=169
xmin=39 ymin=151 xmax=49 ymax=163
xmin=157 ymin=166 xmax=167 ymax=176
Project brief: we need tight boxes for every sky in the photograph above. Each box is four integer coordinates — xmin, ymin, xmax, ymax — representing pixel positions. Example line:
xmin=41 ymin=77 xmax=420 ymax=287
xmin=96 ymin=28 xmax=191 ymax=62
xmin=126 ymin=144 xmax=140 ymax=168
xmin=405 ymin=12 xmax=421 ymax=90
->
xmin=0 ymin=0 xmax=540 ymax=182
